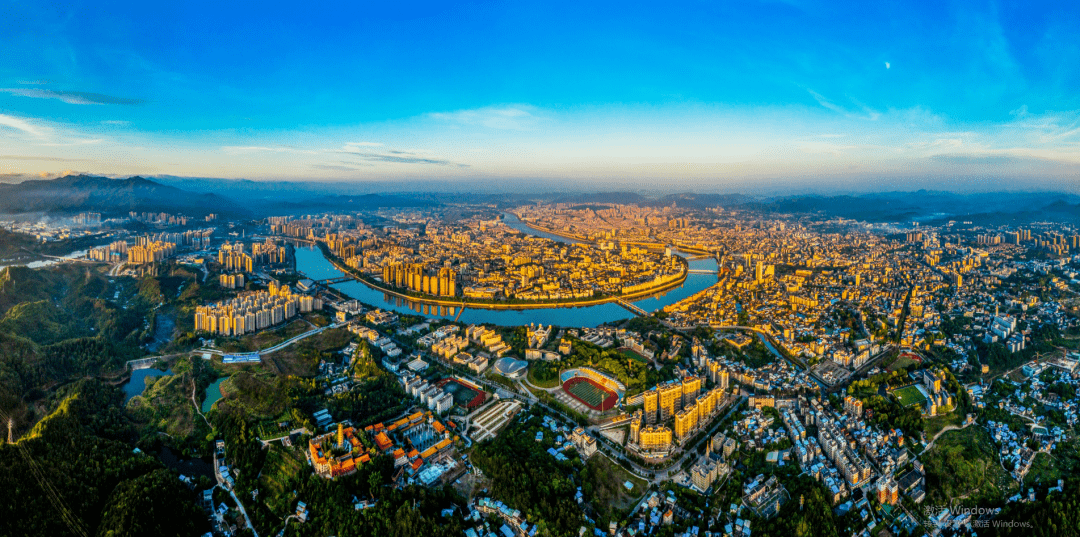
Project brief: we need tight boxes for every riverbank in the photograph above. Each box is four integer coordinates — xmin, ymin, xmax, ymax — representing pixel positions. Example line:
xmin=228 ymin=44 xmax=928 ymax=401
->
xmin=317 ymin=242 xmax=688 ymax=311
xmin=508 ymin=213 xmax=713 ymax=257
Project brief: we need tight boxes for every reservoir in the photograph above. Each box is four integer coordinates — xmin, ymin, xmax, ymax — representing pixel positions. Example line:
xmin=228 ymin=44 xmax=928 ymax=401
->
xmin=122 ymin=367 xmax=172 ymax=403
xmin=294 ymin=214 xmax=719 ymax=328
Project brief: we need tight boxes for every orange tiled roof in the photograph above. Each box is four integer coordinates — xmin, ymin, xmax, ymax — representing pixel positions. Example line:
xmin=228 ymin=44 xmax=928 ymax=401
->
xmin=374 ymin=431 xmax=393 ymax=451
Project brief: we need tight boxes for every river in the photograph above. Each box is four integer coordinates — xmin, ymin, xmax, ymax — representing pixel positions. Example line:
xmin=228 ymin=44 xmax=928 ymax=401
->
xmin=293 ymin=214 xmax=719 ymax=328
xmin=145 ymin=313 xmax=176 ymax=353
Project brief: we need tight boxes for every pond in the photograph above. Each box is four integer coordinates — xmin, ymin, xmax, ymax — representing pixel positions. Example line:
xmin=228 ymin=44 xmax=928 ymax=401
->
xmin=202 ymin=377 xmax=225 ymax=413
xmin=159 ymin=446 xmax=215 ymax=481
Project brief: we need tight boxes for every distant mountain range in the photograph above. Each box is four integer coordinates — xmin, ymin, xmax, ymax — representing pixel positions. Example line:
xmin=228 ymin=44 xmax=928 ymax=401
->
xmin=0 ymin=175 xmax=239 ymax=217
xmin=0 ymin=175 xmax=440 ymax=218
xmin=743 ymin=191 xmax=1080 ymax=224
xmin=2 ymin=175 xmax=1079 ymax=224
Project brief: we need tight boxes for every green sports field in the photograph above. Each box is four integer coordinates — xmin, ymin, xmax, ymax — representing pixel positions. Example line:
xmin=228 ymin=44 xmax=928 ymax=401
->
xmin=618 ymin=347 xmax=650 ymax=364
xmin=892 ymin=385 xmax=928 ymax=407
xmin=563 ymin=377 xmax=618 ymax=411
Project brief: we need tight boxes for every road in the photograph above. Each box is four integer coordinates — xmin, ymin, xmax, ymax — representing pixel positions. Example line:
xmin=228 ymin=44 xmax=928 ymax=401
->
xmin=445 ymin=355 xmax=748 ymax=484
xmin=199 ymin=321 xmax=345 ymax=358
xmin=920 ymin=422 xmax=973 ymax=455
xmin=260 ymin=428 xmax=311 ymax=446
xmin=213 ymin=450 xmax=260 ymax=537
xmin=228 ymin=488 xmax=259 ymax=537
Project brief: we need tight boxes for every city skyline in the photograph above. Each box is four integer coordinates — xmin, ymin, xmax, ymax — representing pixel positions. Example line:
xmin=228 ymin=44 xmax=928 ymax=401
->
xmin=2 ymin=0 xmax=1080 ymax=191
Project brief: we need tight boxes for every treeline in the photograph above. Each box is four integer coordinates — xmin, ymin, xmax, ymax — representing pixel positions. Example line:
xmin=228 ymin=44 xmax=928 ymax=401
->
xmin=0 ymin=380 xmax=208 ymax=537
xmin=560 ymin=338 xmax=658 ymax=394
xmin=470 ymin=411 xmax=585 ymax=536
xmin=976 ymin=323 xmax=1066 ymax=373
xmin=741 ymin=476 xmax=855 ymax=537
xmin=0 ymin=266 xmax=151 ymax=410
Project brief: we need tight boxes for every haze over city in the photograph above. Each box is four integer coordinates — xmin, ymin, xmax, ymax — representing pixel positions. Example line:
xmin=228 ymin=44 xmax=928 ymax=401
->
xmin=2 ymin=0 xmax=1080 ymax=192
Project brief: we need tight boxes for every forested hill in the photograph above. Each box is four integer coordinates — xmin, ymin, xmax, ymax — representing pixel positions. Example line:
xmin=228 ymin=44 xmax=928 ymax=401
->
xmin=0 ymin=175 xmax=240 ymax=217
xmin=0 ymin=265 xmax=150 ymax=435
xmin=0 ymin=379 xmax=209 ymax=537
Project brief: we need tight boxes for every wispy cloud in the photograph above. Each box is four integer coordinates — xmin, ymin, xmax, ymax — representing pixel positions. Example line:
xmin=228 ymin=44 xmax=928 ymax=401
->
xmin=0 ymin=154 xmax=92 ymax=162
xmin=220 ymin=145 xmax=319 ymax=155
xmin=40 ymin=138 xmax=104 ymax=147
xmin=0 ymin=114 xmax=47 ymax=137
xmin=430 ymin=105 xmax=540 ymax=130
xmin=807 ymin=90 xmax=880 ymax=120
xmin=311 ymin=162 xmax=372 ymax=171
xmin=0 ymin=88 xmax=145 ymax=105
xmin=337 ymin=144 xmax=466 ymax=167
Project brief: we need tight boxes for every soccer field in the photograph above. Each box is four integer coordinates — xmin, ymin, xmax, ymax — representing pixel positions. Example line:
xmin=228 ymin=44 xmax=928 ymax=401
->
xmin=563 ymin=377 xmax=618 ymax=411
xmin=893 ymin=385 xmax=928 ymax=407
xmin=618 ymin=347 xmax=650 ymax=364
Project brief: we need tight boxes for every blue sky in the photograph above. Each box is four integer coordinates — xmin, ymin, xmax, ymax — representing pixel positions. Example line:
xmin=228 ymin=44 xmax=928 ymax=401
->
xmin=1 ymin=0 xmax=1079 ymax=191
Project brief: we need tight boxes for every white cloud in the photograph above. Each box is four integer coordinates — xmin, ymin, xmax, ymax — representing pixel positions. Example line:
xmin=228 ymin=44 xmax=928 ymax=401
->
xmin=0 ymin=114 xmax=46 ymax=137
xmin=885 ymin=61 xmax=890 ymax=69
xmin=430 ymin=105 xmax=540 ymax=130
xmin=806 ymin=90 xmax=880 ymax=121
xmin=220 ymin=145 xmax=319 ymax=155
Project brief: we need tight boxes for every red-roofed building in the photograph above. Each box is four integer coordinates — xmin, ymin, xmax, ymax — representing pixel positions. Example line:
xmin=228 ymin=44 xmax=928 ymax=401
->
xmin=374 ymin=431 xmax=393 ymax=452
xmin=308 ymin=424 xmax=369 ymax=478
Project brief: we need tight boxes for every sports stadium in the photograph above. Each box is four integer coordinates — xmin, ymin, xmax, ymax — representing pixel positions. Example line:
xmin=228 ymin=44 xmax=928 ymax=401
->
xmin=560 ymin=367 xmax=626 ymax=412
xmin=435 ymin=377 xmax=487 ymax=410
xmin=492 ymin=357 xmax=529 ymax=379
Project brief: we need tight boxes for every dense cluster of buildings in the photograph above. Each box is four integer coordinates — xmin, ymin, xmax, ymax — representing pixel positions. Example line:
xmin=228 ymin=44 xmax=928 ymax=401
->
xmin=127 ymin=240 xmax=176 ymax=264
xmin=626 ymin=376 xmax=725 ymax=454
xmin=380 ymin=263 xmax=458 ymax=298
xmin=194 ymin=280 xmax=322 ymax=335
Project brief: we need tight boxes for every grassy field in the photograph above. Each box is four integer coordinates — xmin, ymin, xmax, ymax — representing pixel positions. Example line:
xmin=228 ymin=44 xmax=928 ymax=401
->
xmin=262 ymin=327 xmax=353 ymax=377
xmin=581 ymin=454 xmax=648 ymax=527
xmin=923 ymin=426 xmax=1018 ymax=507
xmin=892 ymin=385 xmax=928 ymax=407
xmin=886 ymin=354 xmax=920 ymax=372
xmin=254 ymin=410 xmax=300 ymax=440
xmin=619 ymin=347 xmax=650 ymax=364
xmin=219 ymin=319 xmax=312 ymax=353
xmin=215 ymin=371 xmax=294 ymax=420
xmin=924 ymin=412 xmax=964 ymax=438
